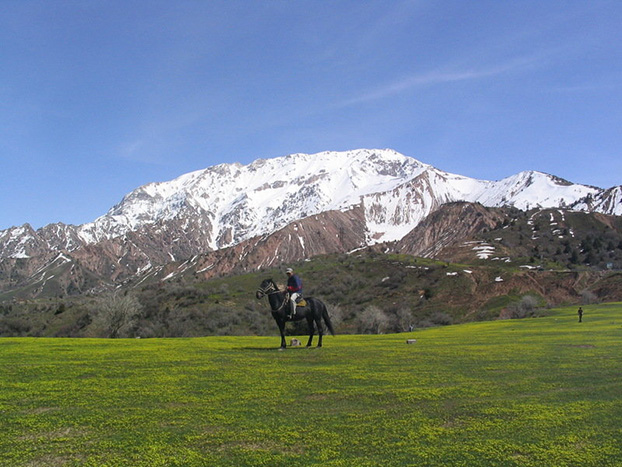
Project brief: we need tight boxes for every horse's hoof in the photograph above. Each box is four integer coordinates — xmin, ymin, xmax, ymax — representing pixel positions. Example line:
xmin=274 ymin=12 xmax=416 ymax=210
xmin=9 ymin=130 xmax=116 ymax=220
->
xmin=278 ymin=347 xmax=286 ymax=351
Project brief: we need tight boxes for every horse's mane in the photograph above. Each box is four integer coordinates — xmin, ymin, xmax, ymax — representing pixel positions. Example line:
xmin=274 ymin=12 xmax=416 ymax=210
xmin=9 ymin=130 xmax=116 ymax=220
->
xmin=269 ymin=278 xmax=284 ymax=292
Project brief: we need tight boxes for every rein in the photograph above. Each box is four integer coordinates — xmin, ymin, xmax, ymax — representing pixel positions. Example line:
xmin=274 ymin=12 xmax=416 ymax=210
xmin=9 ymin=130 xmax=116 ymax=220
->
xmin=256 ymin=281 xmax=289 ymax=312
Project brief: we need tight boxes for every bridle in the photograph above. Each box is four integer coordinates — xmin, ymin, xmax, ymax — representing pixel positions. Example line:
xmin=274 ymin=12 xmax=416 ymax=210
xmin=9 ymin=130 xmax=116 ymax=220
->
xmin=256 ymin=280 xmax=289 ymax=312
xmin=255 ymin=280 xmax=278 ymax=298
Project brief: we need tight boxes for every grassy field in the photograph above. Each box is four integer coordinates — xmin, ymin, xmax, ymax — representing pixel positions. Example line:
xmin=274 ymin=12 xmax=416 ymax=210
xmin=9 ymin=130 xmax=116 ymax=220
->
xmin=1 ymin=304 xmax=621 ymax=466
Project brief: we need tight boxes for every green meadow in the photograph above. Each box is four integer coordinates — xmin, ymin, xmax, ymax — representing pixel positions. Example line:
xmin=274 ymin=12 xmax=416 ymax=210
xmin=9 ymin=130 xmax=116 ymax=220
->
xmin=1 ymin=304 xmax=621 ymax=466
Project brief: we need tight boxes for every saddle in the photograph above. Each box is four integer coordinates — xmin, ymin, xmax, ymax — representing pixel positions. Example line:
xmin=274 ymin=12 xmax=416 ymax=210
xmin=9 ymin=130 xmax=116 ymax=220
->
xmin=287 ymin=293 xmax=306 ymax=308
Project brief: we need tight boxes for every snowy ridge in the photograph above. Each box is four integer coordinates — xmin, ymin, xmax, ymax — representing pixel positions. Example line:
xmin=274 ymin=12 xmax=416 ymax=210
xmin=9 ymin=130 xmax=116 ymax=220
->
xmin=474 ymin=171 xmax=598 ymax=211
xmin=77 ymin=149 xmax=430 ymax=249
xmin=0 ymin=225 xmax=37 ymax=259
xmin=70 ymin=151 xmax=604 ymax=248
xmin=0 ymin=149 xmax=619 ymax=262
xmin=572 ymin=185 xmax=622 ymax=216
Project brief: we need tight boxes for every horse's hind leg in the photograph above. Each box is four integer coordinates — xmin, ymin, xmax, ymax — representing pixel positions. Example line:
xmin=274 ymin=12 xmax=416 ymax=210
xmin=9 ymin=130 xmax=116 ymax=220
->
xmin=306 ymin=317 xmax=315 ymax=347
xmin=315 ymin=316 xmax=324 ymax=347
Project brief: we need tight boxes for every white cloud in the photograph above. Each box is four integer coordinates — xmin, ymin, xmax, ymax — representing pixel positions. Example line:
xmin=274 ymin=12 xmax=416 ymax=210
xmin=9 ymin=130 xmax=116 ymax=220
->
xmin=339 ymin=52 xmax=550 ymax=107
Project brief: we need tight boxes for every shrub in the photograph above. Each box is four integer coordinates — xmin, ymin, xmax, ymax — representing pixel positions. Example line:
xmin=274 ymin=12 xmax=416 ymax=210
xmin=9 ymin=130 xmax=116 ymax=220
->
xmin=500 ymin=295 xmax=539 ymax=319
xmin=0 ymin=316 xmax=32 ymax=336
xmin=430 ymin=311 xmax=453 ymax=326
xmin=89 ymin=292 xmax=143 ymax=338
xmin=581 ymin=289 xmax=599 ymax=305
xmin=384 ymin=306 xmax=414 ymax=332
xmin=357 ymin=305 xmax=390 ymax=334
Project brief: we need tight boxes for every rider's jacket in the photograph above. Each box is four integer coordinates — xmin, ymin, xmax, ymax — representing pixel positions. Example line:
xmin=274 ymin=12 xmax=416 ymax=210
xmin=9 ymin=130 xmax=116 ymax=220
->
xmin=287 ymin=274 xmax=303 ymax=294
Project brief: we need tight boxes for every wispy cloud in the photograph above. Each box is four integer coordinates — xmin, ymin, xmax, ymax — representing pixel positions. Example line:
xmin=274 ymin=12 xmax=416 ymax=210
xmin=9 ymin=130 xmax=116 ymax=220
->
xmin=338 ymin=52 xmax=551 ymax=107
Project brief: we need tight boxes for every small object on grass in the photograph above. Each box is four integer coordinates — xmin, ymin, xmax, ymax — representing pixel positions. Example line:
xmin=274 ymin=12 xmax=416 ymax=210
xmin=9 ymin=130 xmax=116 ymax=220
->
xmin=290 ymin=338 xmax=301 ymax=347
xmin=406 ymin=339 xmax=417 ymax=344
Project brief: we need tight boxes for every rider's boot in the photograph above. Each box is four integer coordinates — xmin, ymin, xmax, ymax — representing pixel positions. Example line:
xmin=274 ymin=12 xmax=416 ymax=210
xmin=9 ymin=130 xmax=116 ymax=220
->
xmin=288 ymin=300 xmax=296 ymax=319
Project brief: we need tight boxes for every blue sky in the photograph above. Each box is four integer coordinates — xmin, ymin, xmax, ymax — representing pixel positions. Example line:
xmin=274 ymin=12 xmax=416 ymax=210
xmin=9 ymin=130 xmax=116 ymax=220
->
xmin=1 ymin=0 xmax=621 ymax=230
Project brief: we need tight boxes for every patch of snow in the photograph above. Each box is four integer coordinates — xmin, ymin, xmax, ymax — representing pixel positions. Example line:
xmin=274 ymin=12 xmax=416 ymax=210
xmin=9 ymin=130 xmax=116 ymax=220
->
xmin=473 ymin=244 xmax=495 ymax=259
xmin=161 ymin=271 xmax=177 ymax=281
xmin=197 ymin=264 xmax=214 ymax=273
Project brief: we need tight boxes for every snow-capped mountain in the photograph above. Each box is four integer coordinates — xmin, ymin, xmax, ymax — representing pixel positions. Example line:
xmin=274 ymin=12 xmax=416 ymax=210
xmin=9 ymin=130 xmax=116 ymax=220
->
xmin=83 ymin=149 xmax=431 ymax=249
xmin=1 ymin=148 xmax=620 ymax=297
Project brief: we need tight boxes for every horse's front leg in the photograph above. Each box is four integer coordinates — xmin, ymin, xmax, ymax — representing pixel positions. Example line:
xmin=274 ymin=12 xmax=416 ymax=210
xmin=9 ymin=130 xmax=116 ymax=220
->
xmin=306 ymin=317 xmax=315 ymax=347
xmin=278 ymin=319 xmax=287 ymax=350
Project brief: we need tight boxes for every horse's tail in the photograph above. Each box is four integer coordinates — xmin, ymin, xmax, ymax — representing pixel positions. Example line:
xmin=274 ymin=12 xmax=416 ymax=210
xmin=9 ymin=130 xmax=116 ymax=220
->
xmin=322 ymin=303 xmax=336 ymax=336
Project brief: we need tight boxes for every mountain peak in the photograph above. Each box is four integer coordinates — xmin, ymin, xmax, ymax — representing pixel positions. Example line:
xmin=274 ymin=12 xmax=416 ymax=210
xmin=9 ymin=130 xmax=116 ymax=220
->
xmin=86 ymin=149 xmax=431 ymax=248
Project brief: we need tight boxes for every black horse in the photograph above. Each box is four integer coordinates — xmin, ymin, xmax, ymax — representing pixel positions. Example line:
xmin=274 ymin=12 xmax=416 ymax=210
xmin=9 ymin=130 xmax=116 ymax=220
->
xmin=256 ymin=278 xmax=335 ymax=349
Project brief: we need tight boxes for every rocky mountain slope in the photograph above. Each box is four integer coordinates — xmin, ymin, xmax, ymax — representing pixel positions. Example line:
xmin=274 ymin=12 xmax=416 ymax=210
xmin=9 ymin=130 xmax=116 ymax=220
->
xmin=1 ymin=149 xmax=621 ymax=299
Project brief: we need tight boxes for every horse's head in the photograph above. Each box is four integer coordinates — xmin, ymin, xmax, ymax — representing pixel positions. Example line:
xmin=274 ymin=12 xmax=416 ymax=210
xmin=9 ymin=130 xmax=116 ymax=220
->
xmin=256 ymin=278 xmax=278 ymax=299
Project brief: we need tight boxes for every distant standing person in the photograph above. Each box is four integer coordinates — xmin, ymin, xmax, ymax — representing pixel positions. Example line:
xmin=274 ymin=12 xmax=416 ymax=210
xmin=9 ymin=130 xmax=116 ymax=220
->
xmin=578 ymin=306 xmax=583 ymax=323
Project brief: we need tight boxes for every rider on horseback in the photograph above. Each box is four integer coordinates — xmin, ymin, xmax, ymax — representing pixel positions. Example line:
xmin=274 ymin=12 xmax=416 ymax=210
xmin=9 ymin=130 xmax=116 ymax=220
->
xmin=285 ymin=268 xmax=303 ymax=319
